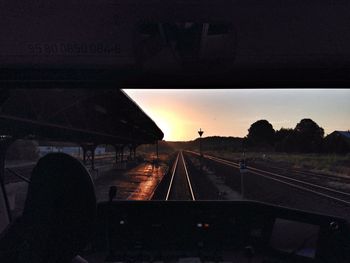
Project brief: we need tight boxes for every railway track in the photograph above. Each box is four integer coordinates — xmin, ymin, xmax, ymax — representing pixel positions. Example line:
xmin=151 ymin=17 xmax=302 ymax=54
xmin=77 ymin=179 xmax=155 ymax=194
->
xmin=186 ymin=151 xmax=350 ymax=206
xmin=256 ymin=163 xmax=350 ymax=183
xmin=165 ymin=151 xmax=196 ymax=201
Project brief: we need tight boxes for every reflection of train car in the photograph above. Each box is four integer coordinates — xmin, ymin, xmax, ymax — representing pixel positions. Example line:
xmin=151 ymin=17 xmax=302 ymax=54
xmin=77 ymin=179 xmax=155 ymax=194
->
xmin=200 ymin=23 xmax=236 ymax=63
xmin=136 ymin=22 xmax=236 ymax=70
xmin=2 ymin=0 xmax=349 ymax=85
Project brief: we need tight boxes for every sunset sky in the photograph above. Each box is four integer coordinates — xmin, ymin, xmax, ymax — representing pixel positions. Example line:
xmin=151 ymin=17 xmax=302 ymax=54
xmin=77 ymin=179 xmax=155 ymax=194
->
xmin=123 ymin=89 xmax=350 ymax=141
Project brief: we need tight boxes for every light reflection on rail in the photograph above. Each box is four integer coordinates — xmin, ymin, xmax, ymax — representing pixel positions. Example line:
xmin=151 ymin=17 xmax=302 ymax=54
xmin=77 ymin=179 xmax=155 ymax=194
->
xmin=166 ymin=151 xmax=196 ymax=201
xmin=186 ymin=150 xmax=350 ymax=206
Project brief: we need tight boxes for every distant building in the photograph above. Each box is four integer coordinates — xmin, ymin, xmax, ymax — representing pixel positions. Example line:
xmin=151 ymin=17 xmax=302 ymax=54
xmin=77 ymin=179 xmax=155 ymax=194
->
xmin=37 ymin=141 xmax=106 ymax=157
xmin=324 ymin=131 xmax=350 ymax=154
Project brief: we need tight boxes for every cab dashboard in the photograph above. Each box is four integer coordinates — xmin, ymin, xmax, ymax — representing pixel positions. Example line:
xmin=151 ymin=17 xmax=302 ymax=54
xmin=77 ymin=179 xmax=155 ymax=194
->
xmin=90 ymin=200 xmax=350 ymax=263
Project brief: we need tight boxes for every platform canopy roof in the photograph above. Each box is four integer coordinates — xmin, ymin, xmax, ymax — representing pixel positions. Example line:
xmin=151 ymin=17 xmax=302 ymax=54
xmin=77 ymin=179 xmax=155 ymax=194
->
xmin=0 ymin=89 xmax=164 ymax=146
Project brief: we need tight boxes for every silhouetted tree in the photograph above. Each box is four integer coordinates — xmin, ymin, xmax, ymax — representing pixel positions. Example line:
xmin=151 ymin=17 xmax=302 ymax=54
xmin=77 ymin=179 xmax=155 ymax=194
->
xmin=275 ymin=128 xmax=294 ymax=142
xmin=247 ymin=120 xmax=275 ymax=146
xmin=275 ymin=128 xmax=296 ymax=152
xmin=294 ymin=119 xmax=324 ymax=153
xmin=323 ymin=132 xmax=350 ymax=154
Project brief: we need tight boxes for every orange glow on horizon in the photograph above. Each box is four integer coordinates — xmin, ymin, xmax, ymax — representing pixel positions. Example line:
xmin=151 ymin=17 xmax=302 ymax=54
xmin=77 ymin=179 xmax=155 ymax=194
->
xmin=143 ymin=106 xmax=202 ymax=141
xmin=124 ymin=89 xmax=350 ymax=142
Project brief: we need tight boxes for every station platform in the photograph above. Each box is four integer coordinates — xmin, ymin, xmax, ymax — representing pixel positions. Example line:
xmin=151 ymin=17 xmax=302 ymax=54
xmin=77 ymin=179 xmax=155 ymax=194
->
xmin=4 ymin=159 xmax=168 ymax=220
xmin=94 ymin=161 xmax=167 ymax=202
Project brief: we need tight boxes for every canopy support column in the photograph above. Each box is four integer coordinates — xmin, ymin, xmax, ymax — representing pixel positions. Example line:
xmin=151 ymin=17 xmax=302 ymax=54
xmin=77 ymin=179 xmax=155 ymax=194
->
xmin=114 ymin=145 xmax=124 ymax=163
xmin=133 ymin=145 xmax=136 ymax=160
xmin=115 ymin=146 xmax=119 ymax=164
xmin=82 ymin=146 xmax=87 ymax=164
xmin=156 ymin=140 xmax=159 ymax=161
xmin=120 ymin=146 xmax=124 ymax=162
xmin=81 ymin=143 xmax=97 ymax=170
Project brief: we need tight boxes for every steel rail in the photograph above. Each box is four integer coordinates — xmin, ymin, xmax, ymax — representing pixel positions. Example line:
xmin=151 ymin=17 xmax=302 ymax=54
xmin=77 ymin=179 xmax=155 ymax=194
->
xmin=165 ymin=152 xmax=180 ymax=201
xmin=180 ymin=151 xmax=196 ymax=200
xmin=258 ymin=163 xmax=350 ymax=183
xmin=201 ymin=153 xmax=350 ymax=198
xmin=208 ymin=154 xmax=350 ymax=198
xmin=247 ymin=166 xmax=350 ymax=198
xmin=247 ymin=168 xmax=350 ymax=206
xmin=185 ymin=151 xmax=350 ymax=205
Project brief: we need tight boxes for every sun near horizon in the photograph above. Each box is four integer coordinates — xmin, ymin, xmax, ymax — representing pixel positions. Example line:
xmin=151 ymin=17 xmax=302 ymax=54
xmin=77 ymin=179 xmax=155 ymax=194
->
xmin=123 ymin=89 xmax=350 ymax=142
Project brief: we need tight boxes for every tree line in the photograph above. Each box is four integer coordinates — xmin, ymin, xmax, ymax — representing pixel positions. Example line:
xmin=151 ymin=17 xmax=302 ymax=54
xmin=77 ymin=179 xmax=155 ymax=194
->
xmin=245 ymin=119 xmax=349 ymax=154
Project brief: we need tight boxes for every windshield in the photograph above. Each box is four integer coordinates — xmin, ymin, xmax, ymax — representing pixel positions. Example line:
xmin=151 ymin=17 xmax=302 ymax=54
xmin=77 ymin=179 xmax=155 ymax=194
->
xmin=2 ymin=88 xmax=350 ymax=224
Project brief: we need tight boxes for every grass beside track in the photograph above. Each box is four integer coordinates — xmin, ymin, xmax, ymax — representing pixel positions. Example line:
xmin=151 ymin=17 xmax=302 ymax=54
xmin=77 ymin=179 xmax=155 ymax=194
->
xmin=202 ymin=150 xmax=350 ymax=178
